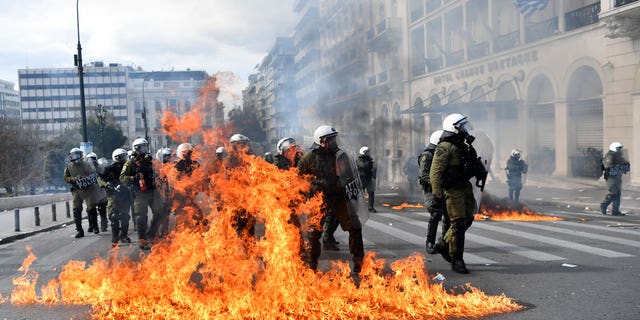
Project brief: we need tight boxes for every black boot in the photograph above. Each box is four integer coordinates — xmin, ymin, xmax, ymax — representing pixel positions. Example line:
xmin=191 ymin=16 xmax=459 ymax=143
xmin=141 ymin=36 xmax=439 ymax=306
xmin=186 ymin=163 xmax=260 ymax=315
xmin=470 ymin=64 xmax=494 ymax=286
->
xmin=435 ymin=240 xmax=451 ymax=262
xmin=425 ymin=213 xmax=440 ymax=253
xmin=600 ymin=203 xmax=608 ymax=215
xmin=451 ymin=226 xmax=469 ymax=274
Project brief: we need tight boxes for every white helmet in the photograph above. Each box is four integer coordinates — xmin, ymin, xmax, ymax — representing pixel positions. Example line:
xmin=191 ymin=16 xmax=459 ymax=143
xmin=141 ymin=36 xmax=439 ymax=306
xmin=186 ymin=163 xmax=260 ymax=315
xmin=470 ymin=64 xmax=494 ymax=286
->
xmin=359 ymin=146 xmax=370 ymax=155
xmin=132 ymin=138 xmax=149 ymax=154
xmin=313 ymin=125 xmax=338 ymax=145
xmin=229 ymin=133 xmax=250 ymax=144
xmin=443 ymin=113 xmax=469 ymax=134
xmin=69 ymin=147 xmax=83 ymax=161
xmin=176 ymin=143 xmax=193 ymax=160
xmin=112 ymin=148 xmax=128 ymax=163
xmin=429 ymin=130 xmax=444 ymax=146
xmin=84 ymin=152 xmax=98 ymax=161
xmin=215 ymin=146 xmax=226 ymax=155
xmin=277 ymin=137 xmax=296 ymax=154
xmin=511 ymin=148 xmax=521 ymax=157
xmin=609 ymin=142 xmax=623 ymax=152
xmin=155 ymin=147 xmax=172 ymax=163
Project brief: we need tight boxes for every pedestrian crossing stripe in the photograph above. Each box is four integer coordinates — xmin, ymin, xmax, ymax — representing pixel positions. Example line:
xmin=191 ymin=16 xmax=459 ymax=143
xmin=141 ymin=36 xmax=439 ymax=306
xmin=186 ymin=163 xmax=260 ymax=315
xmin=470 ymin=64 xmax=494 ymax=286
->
xmin=374 ymin=212 xmax=634 ymax=260
xmin=366 ymin=219 xmax=497 ymax=265
xmin=377 ymin=213 xmax=564 ymax=261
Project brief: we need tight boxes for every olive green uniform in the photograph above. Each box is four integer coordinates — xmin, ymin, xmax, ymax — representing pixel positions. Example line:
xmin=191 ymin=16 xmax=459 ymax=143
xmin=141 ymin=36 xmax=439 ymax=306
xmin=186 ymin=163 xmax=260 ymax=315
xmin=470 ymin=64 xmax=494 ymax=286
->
xmin=297 ymin=146 xmax=364 ymax=272
xmin=63 ymin=160 xmax=105 ymax=235
xmin=429 ymin=138 xmax=476 ymax=270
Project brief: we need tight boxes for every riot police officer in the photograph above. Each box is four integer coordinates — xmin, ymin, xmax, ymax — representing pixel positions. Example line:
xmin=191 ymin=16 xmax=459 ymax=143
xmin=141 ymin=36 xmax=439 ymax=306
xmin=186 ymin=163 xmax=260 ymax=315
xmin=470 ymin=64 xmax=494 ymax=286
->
xmin=505 ymin=149 xmax=528 ymax=206
xmin=430 ymin=113 xmax=484 ymax=274
xmin=274 ymin=137 xmax=302 ymax=170
xmin=356 ymin=146 xmax=377 ymax=213
xmin=297 ymin=125 xmax=365 ymax=273
xmin=98 ymin=148 xmax=132 ymax=246
xmin=600 ymin=142 xmax=630 ymax=216
xmin=419 ymin=130 xmax=450 ymax=254
xmin=63 ymin=148 xmax=104 ymax=238
xmin=85 ymin=152 xmax=109 ymax=232
xmin=120 ymin=138 xmax=164 ymax=250
xmin=226 ymin=133 xmax=256 ymax=238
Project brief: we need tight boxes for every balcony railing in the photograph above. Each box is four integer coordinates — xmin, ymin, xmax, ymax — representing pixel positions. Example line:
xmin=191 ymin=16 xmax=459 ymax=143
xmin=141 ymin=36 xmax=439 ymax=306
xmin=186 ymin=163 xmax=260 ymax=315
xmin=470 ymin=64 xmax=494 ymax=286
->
xmin=426 ymin=0 xmax=441 ymax=13
xmin=446 ymin=49 xmax=464 ymax=67
xmin=412 ymin=62 xmax=426 ymax=77
xmin=565 ymin=2 xmax=600 ymax=31
xmin=425 ymin=56 xmax=443 ymax=72
xmin=467 ymin=41 xmax=489 ymax=60
xmin=495 ymin=30 xmax=519 ymax=52
xmin=367 ymin=17 xmax=402 ymax=50
xmin=525 ymin=17 xmax=559 ymax=43
xmin=616 ymin=0 xmax=639 ymax=6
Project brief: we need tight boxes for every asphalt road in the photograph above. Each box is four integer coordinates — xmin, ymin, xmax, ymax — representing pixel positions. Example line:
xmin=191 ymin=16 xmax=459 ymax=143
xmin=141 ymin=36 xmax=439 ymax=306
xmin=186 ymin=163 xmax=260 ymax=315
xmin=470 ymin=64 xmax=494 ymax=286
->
xmin=0 ymin=198 xmax=638 ymax=319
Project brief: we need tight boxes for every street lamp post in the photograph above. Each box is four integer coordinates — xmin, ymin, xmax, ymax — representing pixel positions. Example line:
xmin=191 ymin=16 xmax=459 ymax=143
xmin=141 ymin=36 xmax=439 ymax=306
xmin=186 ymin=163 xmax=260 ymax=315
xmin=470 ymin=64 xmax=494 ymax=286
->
xmin=141 ymin=73 xmax=153 ymax=143
xmin=74 ymin=0 xmax=88 ymax=143
xmin=95 ymin=104 xmax=107 ymax=156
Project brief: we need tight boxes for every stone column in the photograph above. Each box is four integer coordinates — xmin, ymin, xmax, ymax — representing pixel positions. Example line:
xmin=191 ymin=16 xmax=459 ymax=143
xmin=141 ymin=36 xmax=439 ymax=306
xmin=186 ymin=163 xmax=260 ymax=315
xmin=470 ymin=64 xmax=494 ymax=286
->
xmin=632 ymin=93 xmax=640 ymax=185
xmin=553 ymin=100 xmax=569 ymax=176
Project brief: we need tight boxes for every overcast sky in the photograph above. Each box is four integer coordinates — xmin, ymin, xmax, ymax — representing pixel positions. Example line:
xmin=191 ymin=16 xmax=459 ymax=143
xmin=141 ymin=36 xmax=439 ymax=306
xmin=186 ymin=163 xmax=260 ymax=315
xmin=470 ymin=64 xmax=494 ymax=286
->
xmin=0 ymin=0 xmax=297 ymax=90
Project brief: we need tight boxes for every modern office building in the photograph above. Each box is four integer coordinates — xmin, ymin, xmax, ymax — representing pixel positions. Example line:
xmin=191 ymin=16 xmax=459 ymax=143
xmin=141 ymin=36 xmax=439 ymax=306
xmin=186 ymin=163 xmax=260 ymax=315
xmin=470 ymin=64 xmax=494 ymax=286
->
xmin=18 ymin=62 xmax=132 ymax=139
xmin=0 ymin=79 xmax=20 ymax=120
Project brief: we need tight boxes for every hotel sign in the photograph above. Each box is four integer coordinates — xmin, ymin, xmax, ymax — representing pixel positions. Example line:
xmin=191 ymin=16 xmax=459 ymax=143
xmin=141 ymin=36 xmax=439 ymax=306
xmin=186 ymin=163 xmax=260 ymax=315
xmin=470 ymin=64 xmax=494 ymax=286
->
xmin=433 ymin=50 xmax=539 ymax=86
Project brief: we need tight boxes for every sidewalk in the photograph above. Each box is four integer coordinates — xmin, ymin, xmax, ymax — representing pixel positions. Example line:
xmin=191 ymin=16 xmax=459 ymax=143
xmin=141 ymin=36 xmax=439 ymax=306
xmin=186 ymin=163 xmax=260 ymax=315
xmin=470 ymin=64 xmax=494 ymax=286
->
xmin=484 ymin=172 xmax=640 ymax=214
xmin=0 ymin=200 xmax=75 ymax=245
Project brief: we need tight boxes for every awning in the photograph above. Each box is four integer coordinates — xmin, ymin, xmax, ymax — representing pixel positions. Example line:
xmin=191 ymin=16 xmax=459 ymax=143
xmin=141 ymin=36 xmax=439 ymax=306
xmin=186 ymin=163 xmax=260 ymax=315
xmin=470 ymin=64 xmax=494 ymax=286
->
xmin=400 ymin=100 xmax=523 ymax=115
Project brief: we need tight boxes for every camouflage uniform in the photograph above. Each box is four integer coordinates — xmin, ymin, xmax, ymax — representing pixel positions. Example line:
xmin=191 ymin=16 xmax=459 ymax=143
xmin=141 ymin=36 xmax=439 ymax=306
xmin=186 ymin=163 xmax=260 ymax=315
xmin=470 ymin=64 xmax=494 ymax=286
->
xmin=63 ymin=160 xmax=105 ymax=237
xmin=98 ymin=161 xmax=131 ymax=244
xmin=600 ymin=150 xmax=630 ymax=216
xmin=418 ymin=144 xmax=450 ymax=253
xmin=297 ymin=146 xmax=364 ymax=273
xmin=430 ymin=133 xmax=477 ymax=273
xmin=120 ymin=153 xmax=164 ymax=249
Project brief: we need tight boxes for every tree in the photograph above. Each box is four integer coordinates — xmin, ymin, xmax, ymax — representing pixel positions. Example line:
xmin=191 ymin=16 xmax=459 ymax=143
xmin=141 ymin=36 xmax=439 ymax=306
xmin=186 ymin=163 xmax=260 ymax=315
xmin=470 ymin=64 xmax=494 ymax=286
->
xmin=86 ymin=112 xmax=128 ymax=158
xmin=41 ymin=129 xmax=82 ymax=190
xmin=0 ymin=118 xmax=43 ymax=195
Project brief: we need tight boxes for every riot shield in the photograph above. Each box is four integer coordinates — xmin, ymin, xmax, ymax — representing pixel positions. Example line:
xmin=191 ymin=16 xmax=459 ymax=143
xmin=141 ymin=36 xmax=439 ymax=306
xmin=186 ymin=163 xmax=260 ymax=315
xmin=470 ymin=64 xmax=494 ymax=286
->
xmin=471 ymin=130 xmax=494 ymax=213
xmin=336 ymin=149 xmax=368 ymax=226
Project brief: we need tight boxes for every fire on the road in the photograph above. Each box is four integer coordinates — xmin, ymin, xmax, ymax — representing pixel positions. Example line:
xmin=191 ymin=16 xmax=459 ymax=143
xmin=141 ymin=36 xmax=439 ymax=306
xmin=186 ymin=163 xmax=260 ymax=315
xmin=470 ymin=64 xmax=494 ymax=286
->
xmin=475 ymin=195 xmax=563 ymax=221
xmin=383 ymin=202 xmax=426 ymax=210
xmin=2 ymin=79 xmax=522 ymax=319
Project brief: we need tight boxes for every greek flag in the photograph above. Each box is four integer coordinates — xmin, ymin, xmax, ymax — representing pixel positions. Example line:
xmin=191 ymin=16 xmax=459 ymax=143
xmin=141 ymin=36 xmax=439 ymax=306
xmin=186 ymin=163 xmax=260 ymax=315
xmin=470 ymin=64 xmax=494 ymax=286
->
xmin=514 ymin=0 xmax=548 ymax=18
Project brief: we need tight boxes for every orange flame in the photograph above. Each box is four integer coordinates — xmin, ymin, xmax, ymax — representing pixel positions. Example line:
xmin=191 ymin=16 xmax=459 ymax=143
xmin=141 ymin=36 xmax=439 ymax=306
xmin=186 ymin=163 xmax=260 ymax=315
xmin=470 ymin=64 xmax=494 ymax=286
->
xmin=391 ymin=202 xmax=426 ymax=210
xmin=9 ymin=81 xmax=523 ymax=319
xmin=476 ymin=205 xmax=563 ymax=221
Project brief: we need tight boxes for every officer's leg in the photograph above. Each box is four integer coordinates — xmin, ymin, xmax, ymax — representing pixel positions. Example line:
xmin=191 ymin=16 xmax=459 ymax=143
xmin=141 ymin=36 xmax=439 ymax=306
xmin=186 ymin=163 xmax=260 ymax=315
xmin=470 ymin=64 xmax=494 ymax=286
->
xmin=87 ymin=206 xmax=99 ymax=234
xmin=507 ymin=184 xmax=514 ymax=204
xmin=612 ymin=191 xmax=624 ymax=216
xmin=306 ymin=229 xmax=322 ymax=271
xmin=322 ymin=209 xmax=340 ymax=250
xmin=118 ymin=197 xmax=131 ymax=242
xmin=72 ymin=191 xmax=84 ymax=238
xmin=107 ymin=198 xmax=120 ymax=245
xmin=450 ymin=219 xmax=469 ymax=274
xmin=367 ymin=185 xmax=376 ymax=212
xmin=426 ymin=209 xmax=442 ymax=253
xmin=98 ymin=200 xmax=108 ymax=231
xmin=348 ymin=228 xmax=365 ymax=273
xmin=133 ymin=192 xmax=150 ymax=249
